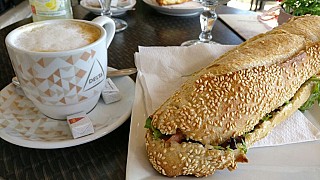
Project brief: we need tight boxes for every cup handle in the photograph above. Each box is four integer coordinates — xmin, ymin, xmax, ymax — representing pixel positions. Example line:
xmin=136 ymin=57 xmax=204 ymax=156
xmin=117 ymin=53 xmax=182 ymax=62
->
xmin=92 ymin=16 xmax=116 ymax=48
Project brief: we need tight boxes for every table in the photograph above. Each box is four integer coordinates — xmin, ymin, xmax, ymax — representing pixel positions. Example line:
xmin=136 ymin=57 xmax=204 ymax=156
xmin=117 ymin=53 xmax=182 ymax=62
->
xmin=0 ymin=1 xmax=250 ymax=179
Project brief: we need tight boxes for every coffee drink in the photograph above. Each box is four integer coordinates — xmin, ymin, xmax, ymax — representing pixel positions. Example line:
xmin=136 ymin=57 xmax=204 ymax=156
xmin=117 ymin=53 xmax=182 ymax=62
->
xmin=13 ymin=21 xmax=101 ymax=52
xmin=6 ymin=17 xmax=115 ymax=119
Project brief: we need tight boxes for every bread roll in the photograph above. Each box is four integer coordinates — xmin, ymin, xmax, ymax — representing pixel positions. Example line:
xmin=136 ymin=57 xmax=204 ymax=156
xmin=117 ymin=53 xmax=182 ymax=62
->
xmin=145 ymin=15 xmax=320 ymax=177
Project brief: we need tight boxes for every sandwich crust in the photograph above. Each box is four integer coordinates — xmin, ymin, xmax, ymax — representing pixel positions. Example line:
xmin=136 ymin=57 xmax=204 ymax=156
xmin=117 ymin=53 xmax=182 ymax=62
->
xmin=146 ymin=129 xmax=247 ymax=177
xmin=145 ymin=15 xmax=320 ymax=177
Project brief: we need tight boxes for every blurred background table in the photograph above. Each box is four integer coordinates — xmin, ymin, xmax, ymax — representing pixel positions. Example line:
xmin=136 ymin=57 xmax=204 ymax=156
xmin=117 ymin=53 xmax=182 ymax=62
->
xmin=0 ymin=0 xmax=251 ymax=179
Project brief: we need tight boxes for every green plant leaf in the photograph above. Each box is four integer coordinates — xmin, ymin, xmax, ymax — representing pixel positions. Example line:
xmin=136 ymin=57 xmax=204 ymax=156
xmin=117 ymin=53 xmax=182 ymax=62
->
xmin=144 ymin=117 xmax=152 ymax=129
xmin=299 ymin=82 xmax=320 ymax=112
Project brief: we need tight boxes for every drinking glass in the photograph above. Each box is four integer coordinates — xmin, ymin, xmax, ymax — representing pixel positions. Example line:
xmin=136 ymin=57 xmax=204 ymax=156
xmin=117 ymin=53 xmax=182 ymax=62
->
xmin=181 ymin=0 xmax=228 ymax=46
xmin=99 ymin=0 xmax=128 ymax=33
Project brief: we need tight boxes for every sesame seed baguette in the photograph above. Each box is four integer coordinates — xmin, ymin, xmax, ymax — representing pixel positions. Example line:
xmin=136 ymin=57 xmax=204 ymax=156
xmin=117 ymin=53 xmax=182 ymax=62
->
xmin=145 ymin=78 xmax=318 ymax=177
xmin=151 ymin=43 xmax=320 ymax=147
xmin=145 ymin=15 xmax=320 ymax=177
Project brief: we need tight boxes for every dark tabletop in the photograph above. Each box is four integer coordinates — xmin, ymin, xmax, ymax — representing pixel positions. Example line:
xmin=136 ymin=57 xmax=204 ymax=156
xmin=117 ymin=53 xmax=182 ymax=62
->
xmin=0 ymin=1 xmax=250 ymax=179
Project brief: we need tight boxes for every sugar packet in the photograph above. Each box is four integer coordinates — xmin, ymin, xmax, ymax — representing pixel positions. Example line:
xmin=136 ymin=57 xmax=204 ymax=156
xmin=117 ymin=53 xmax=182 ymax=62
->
xmin=67 ymin=112 xmax=94 ymax=139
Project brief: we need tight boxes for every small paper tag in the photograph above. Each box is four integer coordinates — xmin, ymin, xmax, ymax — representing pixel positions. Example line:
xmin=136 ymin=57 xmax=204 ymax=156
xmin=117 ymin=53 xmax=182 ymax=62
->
xmin=103 ymin=78 xmax=120 ymax=92
xmin=67 ymin=112 xmax=94 ymax=139
xmin=102 ymin=78 xmax=121 ymax=104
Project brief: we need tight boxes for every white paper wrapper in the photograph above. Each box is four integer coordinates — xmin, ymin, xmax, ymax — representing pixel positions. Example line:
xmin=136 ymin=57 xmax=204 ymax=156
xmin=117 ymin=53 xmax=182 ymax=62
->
xmin=101 ymin=78 xmax=122 ymax=104
xmin=67 ymin=112 xmax=94 ymax=139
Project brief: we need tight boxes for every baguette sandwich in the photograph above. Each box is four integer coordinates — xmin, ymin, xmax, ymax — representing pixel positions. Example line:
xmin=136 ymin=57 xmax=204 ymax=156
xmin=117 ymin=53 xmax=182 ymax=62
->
xmin=144 ymin=15 xmax=320 ymax=177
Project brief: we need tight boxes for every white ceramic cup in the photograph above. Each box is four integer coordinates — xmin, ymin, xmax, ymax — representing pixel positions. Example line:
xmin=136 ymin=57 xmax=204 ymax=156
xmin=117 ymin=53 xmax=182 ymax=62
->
xmin=5 ymin=16 xmax=115 ymax=119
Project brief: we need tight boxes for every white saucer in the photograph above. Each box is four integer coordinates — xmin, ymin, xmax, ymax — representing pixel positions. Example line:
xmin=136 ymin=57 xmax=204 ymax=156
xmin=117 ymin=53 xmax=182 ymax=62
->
xmin=0 ymin=75 xmax=135 ymax=149
xmin=80 ymin=0 xmax=136 ymax=16
xmin=143 ymin=0 xmax=204 ymax=16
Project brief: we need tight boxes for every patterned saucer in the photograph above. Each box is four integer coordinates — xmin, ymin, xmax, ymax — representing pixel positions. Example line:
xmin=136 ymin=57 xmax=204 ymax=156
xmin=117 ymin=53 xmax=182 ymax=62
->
xmin=0 ymin=76 xmax=135 ymax=149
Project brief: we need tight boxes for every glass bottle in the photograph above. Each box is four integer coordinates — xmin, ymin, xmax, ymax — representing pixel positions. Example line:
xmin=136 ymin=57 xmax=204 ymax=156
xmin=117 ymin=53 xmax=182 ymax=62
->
xmin=29 ymin=0 xmax=73 ymax=22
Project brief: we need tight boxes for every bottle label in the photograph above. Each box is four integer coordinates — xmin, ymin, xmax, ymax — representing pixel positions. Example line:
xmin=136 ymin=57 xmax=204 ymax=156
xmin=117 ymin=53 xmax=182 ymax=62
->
xmin=30 ymin=0 xmax=67 ymax=16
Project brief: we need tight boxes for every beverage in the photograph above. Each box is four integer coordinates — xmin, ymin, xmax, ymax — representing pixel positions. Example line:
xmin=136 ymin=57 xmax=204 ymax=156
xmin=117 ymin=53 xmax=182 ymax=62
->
xmin=29 ymin=0 xmax=73 ymax=22
xmin=13 ymin=21 xmax=101 ymax=52
xmin=5 ymin=17 xmax=115 ymax=119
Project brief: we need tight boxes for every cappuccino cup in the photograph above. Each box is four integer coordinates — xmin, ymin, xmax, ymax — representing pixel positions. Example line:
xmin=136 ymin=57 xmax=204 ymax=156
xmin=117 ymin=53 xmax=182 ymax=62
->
xmin=5 ymin=16 xmax=115 ymax=119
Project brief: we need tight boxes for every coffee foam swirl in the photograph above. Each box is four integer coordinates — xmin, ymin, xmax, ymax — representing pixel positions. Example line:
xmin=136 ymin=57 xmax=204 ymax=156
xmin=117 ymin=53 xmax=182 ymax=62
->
xmin=14 ymin=21 xmax=101 ymax=52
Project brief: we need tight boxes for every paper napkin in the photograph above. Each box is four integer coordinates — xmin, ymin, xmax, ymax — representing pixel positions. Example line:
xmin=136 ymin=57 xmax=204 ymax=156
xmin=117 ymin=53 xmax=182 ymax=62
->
xmin=219 ymin=14 xmax=277 ymax=40
xmin=134 ymin=44 xmax=320 ymax=147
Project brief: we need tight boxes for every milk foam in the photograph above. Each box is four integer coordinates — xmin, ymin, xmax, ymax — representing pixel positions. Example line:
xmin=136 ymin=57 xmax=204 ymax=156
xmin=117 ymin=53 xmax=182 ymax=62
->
xmin=14 ymin=22 xmax=101 ymax=52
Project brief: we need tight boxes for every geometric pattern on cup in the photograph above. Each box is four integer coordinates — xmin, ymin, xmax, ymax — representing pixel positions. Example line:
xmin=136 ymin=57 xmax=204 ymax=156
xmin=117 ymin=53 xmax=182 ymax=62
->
xmin=15 ymin=50 xmax=104 ymax=106
xmin=0 ymin=84 xmax=104 ymax=141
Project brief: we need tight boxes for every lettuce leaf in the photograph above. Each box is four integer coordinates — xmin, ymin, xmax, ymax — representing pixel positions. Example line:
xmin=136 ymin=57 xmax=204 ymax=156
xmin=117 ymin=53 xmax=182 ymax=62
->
xmin=299 ymin=80 xmax=320 ymax=112
xmin=261 ymin=113 xmax=273 ymax=121
xmin=145 ymin=117 xmax=163 ymax=139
